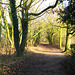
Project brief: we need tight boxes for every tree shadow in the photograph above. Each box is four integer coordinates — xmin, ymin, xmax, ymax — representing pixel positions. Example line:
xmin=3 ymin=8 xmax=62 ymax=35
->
xmin=0 ymin=44 xmax=67 ymax=75
xmin=11 ymin=52 xmax=67 ymax=75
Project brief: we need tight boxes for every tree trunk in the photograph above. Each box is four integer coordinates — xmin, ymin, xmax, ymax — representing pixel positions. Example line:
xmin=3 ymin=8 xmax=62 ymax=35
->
xmin=51 ymin=34 xmax=54 ymax=45
xmin=65 ymin=35 xmax=71 ymax=52
xmin=59 ymin=23 xmax=62 ymax=49
xmin=9 ymin=9 xmax=14 ymax=48
xmin=48 ymin=33 xmax=54 ymax=45
xmin=9 ymin=0 xmax=20 ymax=56
xmin=2 ymin=9 xmax=14 ymax=48
xmin=65 ymin=26 xmax=71 ymax=52
xmin=20 ymin=9 xmax=28 ymax=55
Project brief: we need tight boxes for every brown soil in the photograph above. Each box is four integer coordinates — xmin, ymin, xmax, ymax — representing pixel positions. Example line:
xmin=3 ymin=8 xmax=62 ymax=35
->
xmin=12 ymin=44 xmax=67 ymax=75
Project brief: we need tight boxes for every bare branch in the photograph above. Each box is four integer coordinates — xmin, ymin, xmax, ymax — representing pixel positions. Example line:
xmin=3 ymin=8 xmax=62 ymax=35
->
xmin=69 ymin=30 xmax=75 ymax=34
xmin=28 ymin=0 xmax=59 ymax=16
xmin=35 ymin=1 xmax=44 ymax=12
xmin=20 ymin=0 xmax=23 ymax=5
xmin=0 ymin=2 xmax=9 ymax=5
xmin=27 ymin=0 xmax=33 ymax=10
xmin=28 ymin=12 xmax=45 ymax=21
xmin=30 ymin=0 xmax=40 ymax=8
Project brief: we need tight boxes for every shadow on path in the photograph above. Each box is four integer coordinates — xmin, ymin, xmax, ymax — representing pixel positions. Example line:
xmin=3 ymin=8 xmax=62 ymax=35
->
xmin=14 ymin=44 xmax=67 ymax=75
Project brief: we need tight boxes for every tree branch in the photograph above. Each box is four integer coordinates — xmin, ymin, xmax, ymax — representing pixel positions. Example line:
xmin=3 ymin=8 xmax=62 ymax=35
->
xmin=28 ymin=0 xmax=59 ymax=16
xmin=30 ymin=0 xmax=40 ymax=8
xmin=27 ymin=0 xmax=33 ymax=9
xmin=0 ymin=2 xmax=9 ymax=5
xmin=69 ymin=30 xmax=75 ymax=34
xmin=29 ymin=12 xmax=45 ymax=21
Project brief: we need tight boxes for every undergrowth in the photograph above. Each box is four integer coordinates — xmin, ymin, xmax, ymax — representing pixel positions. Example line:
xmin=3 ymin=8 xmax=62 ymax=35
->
xmin=0 ymin=48 xmax=32 ymax=75
xmin=65 ymin=44 xmax=75 ymax=75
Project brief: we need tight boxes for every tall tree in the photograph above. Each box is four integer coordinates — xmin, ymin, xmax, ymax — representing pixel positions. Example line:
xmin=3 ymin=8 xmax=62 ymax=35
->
xmin=9 ymin=0 xmax=58 ymax=56
xmin=59 ymin=0 xmax=75 ymax=52
xmin=9 ymin=0 xmax=20 ymax=56
xmin=1 ymin=7 xmax=14 ymax=48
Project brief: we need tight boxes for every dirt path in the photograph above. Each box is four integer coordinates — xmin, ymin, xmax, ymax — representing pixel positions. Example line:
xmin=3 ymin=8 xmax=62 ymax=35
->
xmin=14 ymin=44 xmax=67 ymax=75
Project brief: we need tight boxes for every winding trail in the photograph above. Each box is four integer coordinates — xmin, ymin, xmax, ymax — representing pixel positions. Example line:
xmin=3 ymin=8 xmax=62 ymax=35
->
xmin=15 ymin=44 xmax=67 ymax=75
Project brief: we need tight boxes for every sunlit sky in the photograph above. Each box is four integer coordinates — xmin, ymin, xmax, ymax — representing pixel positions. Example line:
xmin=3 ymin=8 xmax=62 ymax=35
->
xmin=4 ymin=0 xmax=69 ymax=22
xmin=39 ymin=0 xmax=56 ymax=9
xmin=32 ymin=0 xmax=57 ymax=12
xmin=7 ymin=0 xmax=57 ymax=21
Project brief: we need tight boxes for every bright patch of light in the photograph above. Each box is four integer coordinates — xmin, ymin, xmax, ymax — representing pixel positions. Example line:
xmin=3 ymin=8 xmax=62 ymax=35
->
xmin=36 ymin=0 xmax=57 ymax=12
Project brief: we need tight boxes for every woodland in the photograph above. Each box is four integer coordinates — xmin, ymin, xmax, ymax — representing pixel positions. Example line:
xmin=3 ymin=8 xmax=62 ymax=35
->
xmin=0 ymin=0 xmax=75 ymax=75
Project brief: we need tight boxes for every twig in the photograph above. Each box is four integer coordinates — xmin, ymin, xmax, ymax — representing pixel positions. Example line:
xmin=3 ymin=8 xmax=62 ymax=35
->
xmin=0 ymin=2 xmax=9 ymax=5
